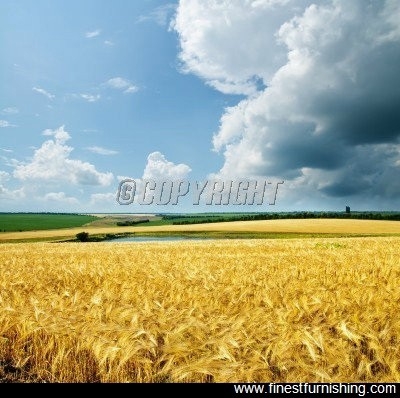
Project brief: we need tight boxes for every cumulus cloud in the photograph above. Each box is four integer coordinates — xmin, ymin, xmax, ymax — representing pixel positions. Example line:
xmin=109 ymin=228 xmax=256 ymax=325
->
xmin=104 ymin=77 xmax=138 ymax=94
xmin=171 ymin=0 xmax=301 ymax=95
xmin=142 ymin=151 xmax=192 ymax=180
xmin=13 ymin=126 xmax=114 ymax=186
xmin=114 ymin=153 xmax=192 ymax=209
xmin=173 ymin=0 xmax=400 ymax=207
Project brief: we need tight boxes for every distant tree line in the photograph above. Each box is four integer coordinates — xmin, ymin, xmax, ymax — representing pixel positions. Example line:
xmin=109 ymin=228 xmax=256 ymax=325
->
xmin=116 ymin=219 xmax=150 ymax=226
xmin=169 ymin=211 xmax=400 ymax=225
xmin=163 ymin=214 xmax=224 ymax=220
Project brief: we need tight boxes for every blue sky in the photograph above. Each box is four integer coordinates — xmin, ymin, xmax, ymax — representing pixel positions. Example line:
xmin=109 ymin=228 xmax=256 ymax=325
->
xmin=1 ymin=0 xmax=400 ymax=213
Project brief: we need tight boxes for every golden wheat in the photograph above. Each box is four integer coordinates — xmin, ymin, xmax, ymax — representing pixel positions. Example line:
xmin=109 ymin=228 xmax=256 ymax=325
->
xmin=0 ymin=236 xmax=399 ymax=382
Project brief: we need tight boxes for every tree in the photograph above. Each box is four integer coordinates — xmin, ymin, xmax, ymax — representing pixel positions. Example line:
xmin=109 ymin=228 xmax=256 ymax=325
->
xmin=76 ymin=231 xmax=90 ymax=242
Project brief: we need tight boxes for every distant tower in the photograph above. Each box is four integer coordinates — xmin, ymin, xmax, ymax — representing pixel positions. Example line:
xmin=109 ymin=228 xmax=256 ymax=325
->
xmin=346 ymin=206 xmax=350 ymax=214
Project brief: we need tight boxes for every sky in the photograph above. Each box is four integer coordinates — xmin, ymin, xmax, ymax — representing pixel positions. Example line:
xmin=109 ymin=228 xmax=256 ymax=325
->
xmin=1 ymin=0 xmax=399 ymax=213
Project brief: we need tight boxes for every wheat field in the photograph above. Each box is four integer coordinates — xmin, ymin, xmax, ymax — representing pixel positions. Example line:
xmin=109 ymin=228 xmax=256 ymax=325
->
xmin=1 ymin=236 xmax=400 ymax=383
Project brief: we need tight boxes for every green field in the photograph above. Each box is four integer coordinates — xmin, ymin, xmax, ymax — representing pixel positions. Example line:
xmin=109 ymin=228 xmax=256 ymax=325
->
xmin=0 ymin=213 xmax=98 ymax=232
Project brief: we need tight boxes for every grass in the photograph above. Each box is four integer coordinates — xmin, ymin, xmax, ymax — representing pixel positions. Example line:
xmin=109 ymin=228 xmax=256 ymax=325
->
xmin=1 ymin=236 xmax=399 ymax=382
xmin=0 ymin=213 xmax=98 ymax=232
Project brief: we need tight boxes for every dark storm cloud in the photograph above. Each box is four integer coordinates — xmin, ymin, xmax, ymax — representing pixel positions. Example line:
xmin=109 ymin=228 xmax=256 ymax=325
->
xmin=321 ymin=142 xmax=400 ymax=197
xmin=174 ymin=0 xmax=400 ymax=207
xmin=312 ymin=40 xmax=400 ymax=146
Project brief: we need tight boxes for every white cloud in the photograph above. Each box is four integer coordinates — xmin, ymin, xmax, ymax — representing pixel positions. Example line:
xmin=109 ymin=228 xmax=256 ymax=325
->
xmin=85 ymin=29 xmax=101 ymax=38
xmin=0 ymin=171 xmax=10 ymax=182
xmin=123 ymin=85 xmax=138 ymax=94
xmin=0 ymin=148 xmax=13 ymax=153
xmin=142 ymin=151 xmax=191 ymax=180
xmin=112 ymin=154 xmax=191 ymax=208
xmin=42 ymin=125 xmax=70 ymax=142
xmin=171 ymin=0 xmax=298 ymax=95
xmin=251 ymin=0 xmax=291 ymax=7
xmin=80 ymin=94 xmax=101 ymax=102
xmin=0 ymin=120 xmax=17 ymax=128
xmin=87 ymin=146 xmax=118 ymax=155
xmin=104 ymin=40 xmax=114 ymax=46
xmin=2 ymin=107 xmax=19 ymax=114
xmin=104 ymin=77 xmax=138 ymax=94
xmin=0 ymin=156 xmax=19 ymax=167
xmin=82 ymin=128 xmax=98 ymax=133
xmin=90 ymin=192 xmax=116 ymax=205
xmin=13 ymin=126 xmax=114 ymax=186
xmin=174 ymin=0 xmax=400 ymax=205
xmin=43 ymin=192 xmax=79 ymax=205
xmin=117 ymin=175 xmax=135 ymax=181
xmin=0 ymin=183 xmax=25 ymax=200
xmin=32 ymin=86 xmax=55 ymax=100
xmin=66 ymin=93 xmax=100 ymax=103
xmin=138 ymin=4 xmax=177 ymax=27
